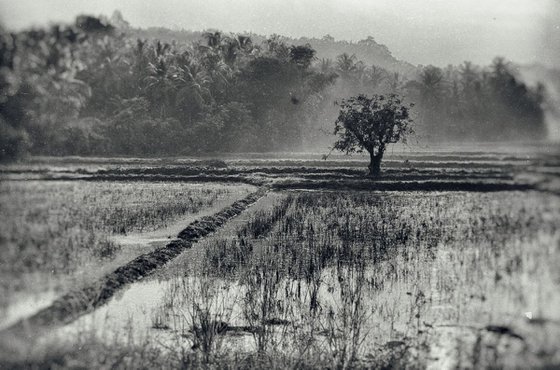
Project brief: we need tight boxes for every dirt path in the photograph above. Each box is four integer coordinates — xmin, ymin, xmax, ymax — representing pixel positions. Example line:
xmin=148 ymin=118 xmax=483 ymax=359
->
xmin=0 ymin=187 xmax=268 ymax=348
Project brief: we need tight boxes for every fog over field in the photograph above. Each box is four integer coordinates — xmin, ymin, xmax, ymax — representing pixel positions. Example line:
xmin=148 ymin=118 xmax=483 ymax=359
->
xmin=1 ymin=1 xmax=560 ymax=369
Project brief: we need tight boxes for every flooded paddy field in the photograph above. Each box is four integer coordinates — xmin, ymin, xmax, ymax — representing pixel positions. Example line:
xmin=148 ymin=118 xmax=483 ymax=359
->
xmin=1 ymin=148 xmax=560 ymax=369
xmin=0 ymin=181 xmax=254 ymax=329
xmin=3 ymin=0 xmax=560 ymax=366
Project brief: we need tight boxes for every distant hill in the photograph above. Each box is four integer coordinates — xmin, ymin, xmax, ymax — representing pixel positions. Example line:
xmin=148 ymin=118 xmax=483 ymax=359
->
xmin=289 ymin=35 xmax=416 ymax=74
xmin=123 ymin=25 xmax=416 ymax=74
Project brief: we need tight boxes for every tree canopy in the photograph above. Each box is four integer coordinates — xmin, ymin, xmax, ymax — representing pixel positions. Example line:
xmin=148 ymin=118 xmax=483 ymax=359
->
xmin=333 ymin=94 xmax=414 ymax=176
xmin=0 ymin=16 xmax=337 ymax=161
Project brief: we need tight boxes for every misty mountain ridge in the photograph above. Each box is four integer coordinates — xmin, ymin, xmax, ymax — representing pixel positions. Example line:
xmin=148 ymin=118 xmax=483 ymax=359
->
xmin=109 ymin=10 xmax=414 ymax=74
xmin=118 ymin=13 xmax=555 ymax=81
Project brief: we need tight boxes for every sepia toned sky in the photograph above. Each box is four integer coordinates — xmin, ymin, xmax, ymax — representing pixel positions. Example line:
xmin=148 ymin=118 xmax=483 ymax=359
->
xmin=0 ymin=0 xmax=558 ymax=67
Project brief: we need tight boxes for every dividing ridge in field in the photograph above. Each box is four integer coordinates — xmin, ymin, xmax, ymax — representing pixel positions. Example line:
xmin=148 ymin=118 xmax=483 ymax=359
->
xmin=0 ymin=186 xmax=266 ymax=336
xmin=2 ymin=147 xmax=560 ymax=193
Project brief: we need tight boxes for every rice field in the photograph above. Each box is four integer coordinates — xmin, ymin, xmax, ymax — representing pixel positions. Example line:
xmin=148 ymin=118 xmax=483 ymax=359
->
xmin=1 ymin=148 xmax=559 ymax=369
xmin=17 ymin=190 xmax=557 ymax=369
xmin=0 ymin=181 xmax=253 ymax=312
xmin=186 ymin=192 xmax=557 ymax=368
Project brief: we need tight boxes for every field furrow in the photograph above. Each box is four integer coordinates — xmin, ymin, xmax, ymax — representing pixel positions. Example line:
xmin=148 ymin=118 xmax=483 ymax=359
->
xmin=0 ymin=187 xmax=267 ymax=345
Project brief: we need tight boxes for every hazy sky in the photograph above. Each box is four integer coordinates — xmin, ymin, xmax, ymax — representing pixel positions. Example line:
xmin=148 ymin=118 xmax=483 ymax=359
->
xmin=1 ymin=0 xmax=558 ymax=67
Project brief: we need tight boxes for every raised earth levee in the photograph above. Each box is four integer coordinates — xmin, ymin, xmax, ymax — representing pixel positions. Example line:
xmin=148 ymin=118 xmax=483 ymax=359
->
xmin=0 ymin=187 xmax=268 ymax=343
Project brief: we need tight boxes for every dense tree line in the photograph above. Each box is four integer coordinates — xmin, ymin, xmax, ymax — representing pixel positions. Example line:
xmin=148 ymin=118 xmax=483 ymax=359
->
xmin=0 ymin=16 xmax=336 ymax=160
xmin=0 ymin=15 xmax=548 ymax=161
xmin=314 ymin=55 xmax=547 ymax=143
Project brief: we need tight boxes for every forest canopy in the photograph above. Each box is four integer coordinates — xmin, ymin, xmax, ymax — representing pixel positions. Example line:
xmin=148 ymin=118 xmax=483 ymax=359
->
xmin=0 ymin=14 xmax=548 ymax=161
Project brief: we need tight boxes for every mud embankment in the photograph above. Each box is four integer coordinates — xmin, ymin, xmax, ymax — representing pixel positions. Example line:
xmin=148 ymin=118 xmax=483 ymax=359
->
xmin=272 ymin=179 xmax=536 ymax=192
xmin=0 ymin=187 xmax=267 ymax=338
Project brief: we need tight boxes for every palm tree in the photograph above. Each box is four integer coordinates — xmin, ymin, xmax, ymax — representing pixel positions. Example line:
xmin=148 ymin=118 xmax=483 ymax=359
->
xmin=220 ymin=35 xmax=239 ymax=66
xmin=367 ymin=65 xmax=387 ymax=90
xmin=417 ymin=65 xmax=447 ymax=131
xmin=172 ymin=57 xmax=212 ymax=122
xmin=237 ymin=35 xmax=252 ymax=50
xmin=320 ymin=58 xmax=333 ymax=73
xmin=203 ymin=31 xmax=222 ymax=48
xmin=354 ymin=61 xmax=367 ymax=86
xmin=458 ymin=61 xmax=480 ymax=117
xmin=387 ymin=72 xmax=404 ymax=92
xmin=336 ymin=53 xmax=357 ymax=77
xmin=144 ymin=41 xmax=175 ymax=118
xmin=459 ymin=61 xmax=478 ymax=91
xmin=265 ymin=34 xmax=290 ymax=60
xmin=129 ymin=39 xmax=149 ymax=89
xmin=419 ymin=66 xmax=445 ymax=104
xmin=489 ymin=57 xmax=512 ymax=97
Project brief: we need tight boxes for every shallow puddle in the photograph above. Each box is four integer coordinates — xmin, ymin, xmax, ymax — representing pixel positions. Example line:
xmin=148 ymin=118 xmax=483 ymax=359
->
xmin=109 ymin=185 xmax=254 ymax=251
xmin=0 ymin=291 xmax=58 ymax=331
xmin=46 ymin=192 xmax=287 ymax=348
xmin=0 ymin=183 xmax=256 ymax=331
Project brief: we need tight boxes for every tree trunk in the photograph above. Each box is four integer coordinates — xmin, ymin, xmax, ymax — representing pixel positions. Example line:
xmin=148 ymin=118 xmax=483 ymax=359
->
xmin=368 ymin=149 xmax=384 ymax=177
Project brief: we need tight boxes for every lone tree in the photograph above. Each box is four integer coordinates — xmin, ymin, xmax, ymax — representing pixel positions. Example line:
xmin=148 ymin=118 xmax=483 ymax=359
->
xmin=333 ymin=94 xmax=414 ymax=176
